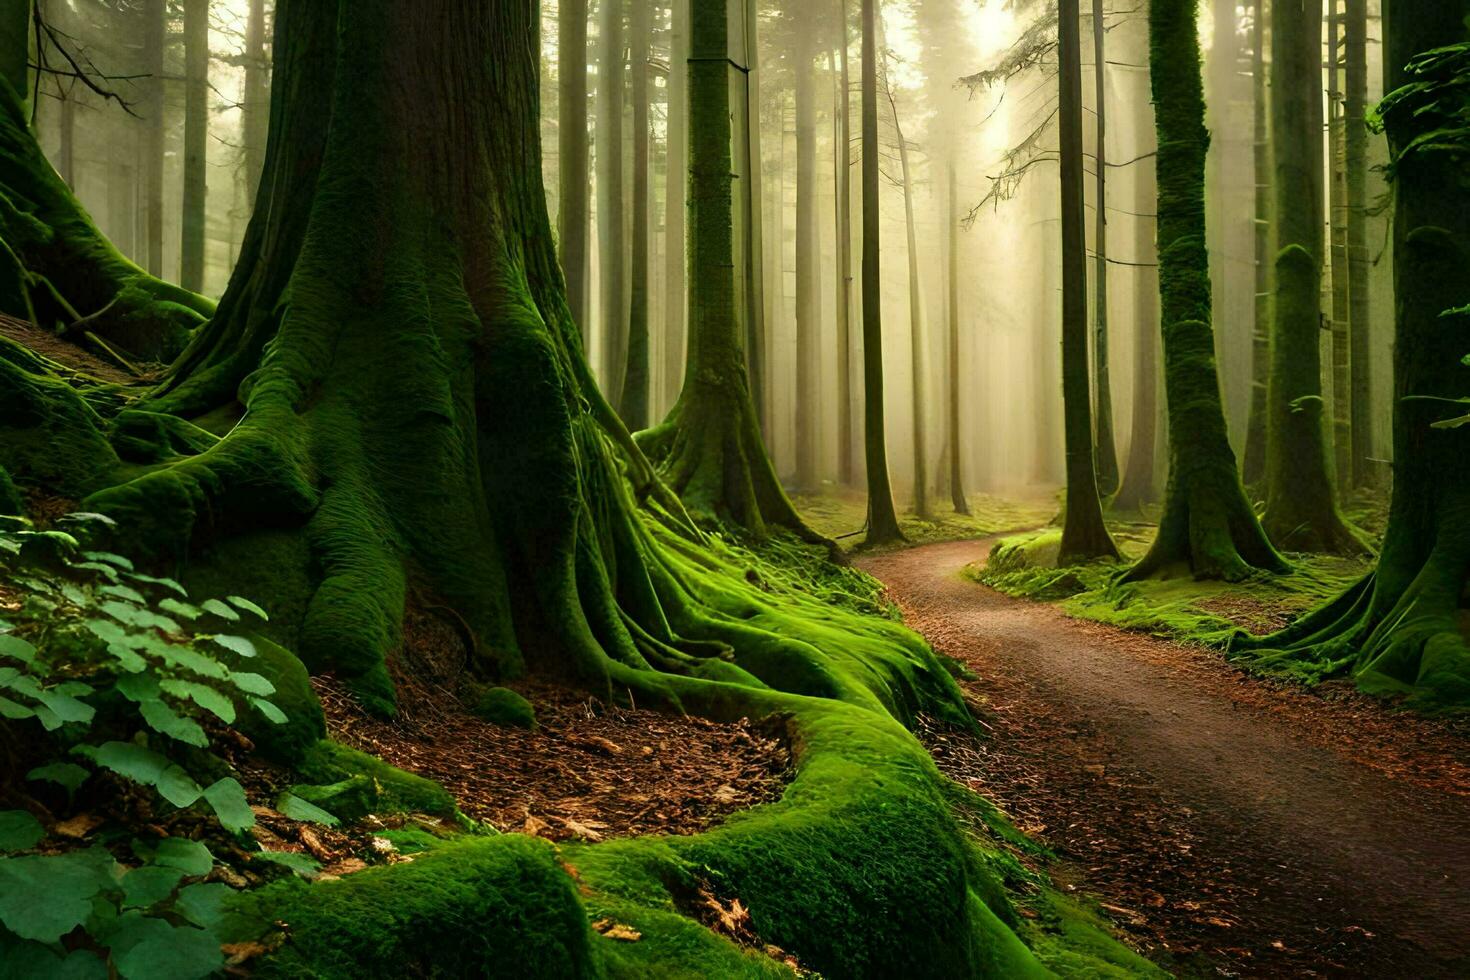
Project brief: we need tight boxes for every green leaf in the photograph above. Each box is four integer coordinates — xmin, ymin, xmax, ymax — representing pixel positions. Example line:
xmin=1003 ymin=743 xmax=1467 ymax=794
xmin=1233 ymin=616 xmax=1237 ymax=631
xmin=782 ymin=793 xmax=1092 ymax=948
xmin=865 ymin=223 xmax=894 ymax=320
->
xmin=113 ymin=921 xmax=223 ymax=980
xmin=151 ymin=838 xmax=214 ymax=877
xmin=251 ymin=697 xmax=287 ymax=724
xmin=0 ymin=633 xmax=36 ymax=664
xmin=0 ymin=695 xmax=34 ymax=719
xmin=141 ymin=637 xmax=229 ymax=680
xmin=0 ymin=810 xmax=44 ymax=851
xmin=225 ymin=596 xmax=269 ymax=621
xmin=121 ymin=866 xmax=186 ymax=908
xmin=209 ymin=634 xmax=256 ymax=659
xmin=60 ymin=512 xmax=117 ymax=527
xmin=86 ymin=742 xmax=203 ymax=808
xmin=122 ymin=572 xmax=188 ymax=597
xmin=82 ymin=550 xmax=134 ymax=571
xmin=173 ymin=882 xmax=233 ymax=930
xmin=0 ymin=935 xmax=107 ymax=979
xmin=1 ymin=674 xmax=96 ymax=727
xmin=159 ymin=679 xmax=236 ymax=724
xmin=251 ymin=849 xmax=320 ymax=877
xmin=117 ymin=673 xmax=162 ymax=703
xmin=99 ymin=584 xmax=148 ymax=605
xmin=277 ymin=793 xmax=340 ymax=827
xmin=139 ymin=700 xmax=209 ymax=748
xmin=102 ymin=601 xmax=180 ymax=634
xmin=158 ymin=598 xmax=203 ymax=621
xmin=106 ymin=642 xmax=150 ymax=673
xmin=27 ymin=762 xmax=91 ymax=795
xmin=84 ymin=617 xmax=130 ymax=645
xmin=202 ymin=778 xmax=254 ymax=834
xmin=70 ymin=561 xmax=120 ymax=581
xmin=229 ymin=671 xmax=275 ymax=696
xmin=0 ymin=851 xmax=114 ymax=942
xmin=198 ymin=599 xmax=239 ymax=622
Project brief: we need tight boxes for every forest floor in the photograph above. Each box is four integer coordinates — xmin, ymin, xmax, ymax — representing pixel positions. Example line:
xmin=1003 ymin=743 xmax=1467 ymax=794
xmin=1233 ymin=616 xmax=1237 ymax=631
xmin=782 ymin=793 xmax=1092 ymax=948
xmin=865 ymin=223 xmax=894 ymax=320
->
xmin=860 ymin=536 xmax=1470 ymax=979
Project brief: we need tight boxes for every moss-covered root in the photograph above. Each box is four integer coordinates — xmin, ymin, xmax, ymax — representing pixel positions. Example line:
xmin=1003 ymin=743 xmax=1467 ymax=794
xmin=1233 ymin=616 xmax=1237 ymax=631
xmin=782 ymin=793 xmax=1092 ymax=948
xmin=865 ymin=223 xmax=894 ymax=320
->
xmin=0 ymin=341 xmax=121 ymax=498
xmin=1128 ymin=0 xmax=1287 ymax=584
xmin=0 ymin=80 xmax=211 ymax=361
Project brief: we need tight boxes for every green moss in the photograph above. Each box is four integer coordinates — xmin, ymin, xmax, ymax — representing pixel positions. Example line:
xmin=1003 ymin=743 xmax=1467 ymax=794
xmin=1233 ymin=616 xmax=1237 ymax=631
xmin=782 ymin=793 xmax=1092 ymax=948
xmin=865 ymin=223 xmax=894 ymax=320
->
xmin=794 ymin=488 xmax=1057 ymax=554
xmin=295 ymin=741 xmax=456 ymax=818
xmin=471 ymin=686 xmax=536 ymax=729
xmin=0 ymin=462 xmax=21 ymax=515
xmin=230 ymin=633 xmax=325 ymax=763
xmin=0 ymin=345 xmax=120 ymax=498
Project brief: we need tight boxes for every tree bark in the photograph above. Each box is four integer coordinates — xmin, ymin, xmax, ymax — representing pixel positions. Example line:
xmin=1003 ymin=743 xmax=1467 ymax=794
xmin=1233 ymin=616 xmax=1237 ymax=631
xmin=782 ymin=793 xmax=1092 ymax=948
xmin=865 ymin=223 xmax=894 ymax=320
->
xmin=242 ymin=0 xmax=268 ymax=203
xmin=1343 ymin=0 xmax=1371 ymax=487
xmin=860 ymin=0 xmax=903 ymax=545
xmin=833 ymin=6 xmax=855 ymax=487
xmin=946 ymin=156 xmax=969 ymax=514
xmin=618 ymin=0 xmax=651 ymax=430
xmin=1115 ymin=98 xmax=1160 ymax=512
xmin=1126 ymin=0 xmax=1285 ymax=580
xmin=637 ymin=0 xmax=821 ymax=542
xmin=663 ymin=0 xmax=688 ymax=408
xmin=0 ymin=0 xmax=25 ymax=101
xmin=180 ymin=0 xmax=209 ymax=294
xmin=1091 ymin=0 xmax=1119 ymax=498
xmin=141 ymin=0 xmax=165 ymax=279
xmin=1326 ymin=1 xmax=1352 ymax=491
xmin=794 ymin=31 xmax=820 ymax=490
xmin=742 ymin=0 xmax=767 ymax=436
xmin=1241 ymin=0 xmax=1270 ymax=486
xmin=1058 ymin=0 xmax=1118 ymax=562
xmin=1262 ymin=0 xmax=1367 ymax=554
xmin=597 ymin=0 xmax=627 ymax=394
xmin=1238 ymin=0 xmax=1470 ymax=707
xmin=887 ymin=82 xmax=930 ymax=520
xmin=558 ymin=0 xmax=590 ymax=340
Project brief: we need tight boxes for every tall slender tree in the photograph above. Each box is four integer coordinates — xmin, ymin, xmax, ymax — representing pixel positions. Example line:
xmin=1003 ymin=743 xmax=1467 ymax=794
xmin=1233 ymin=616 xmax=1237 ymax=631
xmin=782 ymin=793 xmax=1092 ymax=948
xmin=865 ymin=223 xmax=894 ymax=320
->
xmin=832 ymin=1 xmax=855 ymax=487
xmin=638 ymin=0 xmax=820 ymax=541
xmin=742 ymin=0 xmax=768 ymax=433
xmin=141 ymin=0 xmax=165 ymax=278
xmin=860 ymin=0 xmax=903 ymax=544
xmin=558 ymin=0 xmax=590 ymax=338
xmin=886 ymin=77 xmax=930 ymax=519
xmin=1058 ymin=0 xmax=1118 ymax=562
xmin=597 ymin=0 xmax=627 ymax=392
xmin=1262 ymin=0 xmax=1366 ymax=554
xmin=793 ymin=24 xmax=821 ymax=489
xmin=664 ymin=0 xmax=688 ymax=408
xmin=1343 ymin=0 xmax=1371 ymax=487
xmin=1326 ymin=1 xmax=1352 ymax=490
xmin=1126 ymin=0 xmax=1285 ymax=580
xmin=619 ymin=0 xmax=651 ymax=429
xmin=945 ymin=158 xmax=970 ymax=514
xmin=1241 ymin=0 xmax=1270 ymax=486
xmin=1090 ymin=0 xmax=1120 ymax=498
xmin=180 ymin=0 xmax=209 ymax=293
xmin=1239 ymin=0 xmax=1470 ymax=705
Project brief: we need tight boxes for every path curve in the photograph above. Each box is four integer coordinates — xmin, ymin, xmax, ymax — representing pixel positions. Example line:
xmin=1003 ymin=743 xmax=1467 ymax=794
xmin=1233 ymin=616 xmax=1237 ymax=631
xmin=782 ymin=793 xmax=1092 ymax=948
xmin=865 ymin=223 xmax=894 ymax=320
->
xmin=859 ymin=537 xmax=1470 ymax=979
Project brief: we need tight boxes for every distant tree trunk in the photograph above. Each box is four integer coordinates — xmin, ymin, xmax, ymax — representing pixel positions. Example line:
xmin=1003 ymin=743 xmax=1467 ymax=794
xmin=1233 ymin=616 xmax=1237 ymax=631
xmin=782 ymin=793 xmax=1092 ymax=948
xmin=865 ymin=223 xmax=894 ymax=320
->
xmin=1238 ymin=0 xmax=1470 ymax=706
xmin=142 ymin=0 xmax=165 ymax=279
xmin=243 ymin=0 xmax=268 ymax=202
xmin=887 ymin=84 xmax=930 ymax=519
xmin=1326 ymin=2 xmax=1352 ymax=491
xmin=1091 ymin=0 xmax=1119 ymax=498
xmin=833 ymin=10 xmax=855 ymax=487
xmin=1057 ymin=0 xmax=1118 ymax=562
xmin=794 ymin=34 xmax=820 ymax=489
xmin=637 ymin=0 xmax=821 ymax=541
xmin=1343 ymin=0 xmax=1371 ymax=487
xmin=180 ymin=0 xmax=209 ymax=293
xmin=57 ymin=90 xmax=74 ymax=185
xmin=1115 ymin=106 xmax=1160 ymax=512
xmin=663 ymin=0 xmax=688 ymax=407
xmin=1262 ymin=0 xmax=1366 ymax=554
xmin=946 ymin=156 xmax=969 ymax=514
xmin=1126 ymin=0 xmax=1285 ymax=580
xmin=860 ymin=0 xmax=903 ymax=545
xmin=597 ymin=0 xmax=627 ymax=394
xmin=1241 ymin=0 xmax=1270 ymax=486
xmin=558 ymin=0 xmax=590 ymax=338
xmin=742 ymin=0 xmax=767 ymax=435
xmin=619 ymin=0 xmax=650 ymax=429
xmin=0 ymin=0 xmax=25 ymax=101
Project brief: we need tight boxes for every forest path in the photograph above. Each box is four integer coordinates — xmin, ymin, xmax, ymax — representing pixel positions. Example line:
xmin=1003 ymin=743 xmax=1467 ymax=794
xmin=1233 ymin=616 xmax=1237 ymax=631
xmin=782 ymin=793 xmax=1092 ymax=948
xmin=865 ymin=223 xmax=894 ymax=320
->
xmin=858 ymin=537 xmax=1470 ymax=979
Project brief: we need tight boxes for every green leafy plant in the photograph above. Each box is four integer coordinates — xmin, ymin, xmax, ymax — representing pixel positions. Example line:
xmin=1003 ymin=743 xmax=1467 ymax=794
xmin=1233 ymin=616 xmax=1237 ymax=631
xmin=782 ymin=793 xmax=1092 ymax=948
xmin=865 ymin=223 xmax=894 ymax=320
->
xmin=0 ymin=512 xmax=290 ymax=977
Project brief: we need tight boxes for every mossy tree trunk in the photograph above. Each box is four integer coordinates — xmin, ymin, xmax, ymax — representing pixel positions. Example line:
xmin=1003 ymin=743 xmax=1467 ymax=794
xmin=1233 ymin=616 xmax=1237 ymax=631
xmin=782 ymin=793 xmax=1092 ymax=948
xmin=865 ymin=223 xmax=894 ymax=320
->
xmin=1240 ymin=0 xmax=1270 ymax=487
xmin=742 ymin=0 xmax=768 ymax=438
xmin=638 ymin=0 xmax=821 ymax=543
xmin=1239 ymin=1 xmax=1470 ymax=704
xmin=1091 ymin=0 xmax=1120 ymax=499
xmin=1326 ymin=2 xmax=1353 ymax=492
xmin=618 ymin=0 xmax=651 ymax=430
xmin=794 ymin=31 xmax=821 ymax=491
xmin=860 ymin=0 xmax=904 ymax=545
xmin=596 ymin=0 xmax=627 ymax=395
xmin=242 ymin=0 xmax=269 ymax=203
xmin=1058 ymin=0 xmax=1119 ymax=563
xmin=1261 ymin=0 xmax=1367 ymax=555
xmin=558 ymin=0 xmax=590 ymax=339
xmin=1343 ymin=0 xmax=1372 ymax=488
xmin=663 ymin=0 xmax=688 ymax=408
xmin=1126 ymin=0 xmax=1286 ymax=580
xmin=180 ymin=0 xmax=209 ymax=294
xmin=833 ymin=3 xmax=855 ymax=487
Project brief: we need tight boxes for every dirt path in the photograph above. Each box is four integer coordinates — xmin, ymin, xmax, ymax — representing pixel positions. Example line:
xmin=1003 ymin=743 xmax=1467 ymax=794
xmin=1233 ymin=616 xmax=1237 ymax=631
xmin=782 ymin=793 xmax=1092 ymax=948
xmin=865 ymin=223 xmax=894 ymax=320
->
xmin=859 ymin=538 xmax=1470 ymax=979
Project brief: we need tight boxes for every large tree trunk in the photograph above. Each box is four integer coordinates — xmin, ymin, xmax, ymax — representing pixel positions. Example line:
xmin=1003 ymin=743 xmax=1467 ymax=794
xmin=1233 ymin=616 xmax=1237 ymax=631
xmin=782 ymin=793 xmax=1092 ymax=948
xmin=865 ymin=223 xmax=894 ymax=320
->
xmin=1091 ymin=0 xmax=1119 ymax=498
xmin=1326 ymin=2 xmax=1352 ymax=492
xmin=1114 ymin=104 xmax=1160 ymax=512
xmin=860 ymin=0 xmax=903 ymax=545
xmin=142 ymin=0 xmax=166 ymax=280
xmin=242 ymin=0 xmax=268 ymax=202
xmin=1241 ymin=0 xmax=1270 ymax=486
xmin=663 ymin=0 xmax=688 ymax=409
xmin=558 ymin=0 xmax=590 ymax=339
xmin=1261 ymin=0 xmax=1366 ymax=554
xmin=180 ymin=0 xmax=209 ymax=294
xmin=1239 ymin=0 xmax=1470 ymax=707
xmin=637 ymin=0 xmax=820 ymax=543
xmin=1126 ymin=0 xmax=1285 ymax=580
xmin=946 ymin=156 xmax=969 ymax=515
xmin=833 ymin=6 xmax=855 ymax=487
xmin=794 ymin=33 xmax=820 ymax=490
xmin=742 ymin=0 xmax=767 ymax=437
xmin=596 ymin=0 xmax=627 ymax=394
xmin=1343 ymin=0 xmax=1371 ymax=488
xmin=618 ymin=0 xmax=651 ymax=430
xmin=1057 ymin=0 xmax=1118 ymax=563
xmin=885 ymin=80 xmax=930 ymax=520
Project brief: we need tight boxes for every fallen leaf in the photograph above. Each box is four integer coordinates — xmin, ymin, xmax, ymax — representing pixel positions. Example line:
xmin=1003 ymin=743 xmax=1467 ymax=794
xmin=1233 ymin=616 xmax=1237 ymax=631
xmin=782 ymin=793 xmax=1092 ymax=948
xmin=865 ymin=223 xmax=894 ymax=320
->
xmin=561 ymin=817 xmax=604 ymax=842
xmin=221 ymin=941 xmax=274 ymax=967
xmin=51 ymin=813 xmax=104 ymax=839
xmin=592 ymin=918 xmax=641 ymax=941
